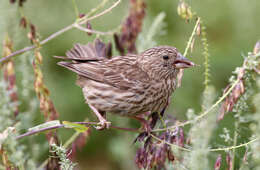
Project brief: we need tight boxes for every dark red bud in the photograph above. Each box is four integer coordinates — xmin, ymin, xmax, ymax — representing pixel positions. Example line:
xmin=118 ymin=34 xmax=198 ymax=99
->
xmin=214 ymin=154 xmax=222 ymax=170
xmin=78 ymin=13 xmax=85 ymax=18
xmin=86 ymin=21 xmax=92 ymax=36
xmin=20 ymin=17 xmax=27 ymax=29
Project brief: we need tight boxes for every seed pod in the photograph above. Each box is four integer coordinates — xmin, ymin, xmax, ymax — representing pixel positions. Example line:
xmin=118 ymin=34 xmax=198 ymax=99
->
xmin=86 ymin=21 xmax=92 ymax=36
xmin=177 ymin=1 xmax=193 ymax=21
xmin=20 ymin=17 xmax=27 ymax=29
xmin=28 ymin=24 xmax=36 ymax=43
xmin=196 ymin=21 xmax=201 ymax=36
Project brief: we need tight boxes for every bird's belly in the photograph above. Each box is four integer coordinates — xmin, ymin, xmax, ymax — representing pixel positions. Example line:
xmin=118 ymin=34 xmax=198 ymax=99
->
xmin=82 ymin=80 xmax=146 ymax=116
xmin=81 ymin=80 xmax=173 ymax=116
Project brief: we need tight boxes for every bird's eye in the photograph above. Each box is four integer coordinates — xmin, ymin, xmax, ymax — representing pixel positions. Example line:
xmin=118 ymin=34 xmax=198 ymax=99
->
xmin=163 ymin=55 xmax=169 ymax=60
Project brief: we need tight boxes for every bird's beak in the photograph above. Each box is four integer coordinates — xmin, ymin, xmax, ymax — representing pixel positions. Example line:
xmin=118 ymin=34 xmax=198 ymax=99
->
xmin=173 ymin=53 xmax=194 ymax=69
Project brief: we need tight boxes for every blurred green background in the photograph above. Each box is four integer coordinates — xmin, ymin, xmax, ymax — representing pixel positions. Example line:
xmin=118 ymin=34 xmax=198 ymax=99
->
xmin=1 ymin=0 xmax=260 ymax=169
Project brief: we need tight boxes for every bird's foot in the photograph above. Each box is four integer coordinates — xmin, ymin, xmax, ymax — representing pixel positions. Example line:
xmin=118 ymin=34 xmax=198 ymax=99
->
xmin=141 ymin=122 xmax=152 ymax=134
xmin=95 ymin=119 xmax=111 ymax=130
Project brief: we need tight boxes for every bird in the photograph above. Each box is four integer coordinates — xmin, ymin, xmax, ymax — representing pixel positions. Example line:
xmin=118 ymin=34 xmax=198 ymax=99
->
xmin=55 ymin=42 xmax=194 ymax=130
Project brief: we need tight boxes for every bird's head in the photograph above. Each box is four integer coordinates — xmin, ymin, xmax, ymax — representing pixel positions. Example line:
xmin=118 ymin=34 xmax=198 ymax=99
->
xmin=137 ymin=46 xmax=194 ymax=79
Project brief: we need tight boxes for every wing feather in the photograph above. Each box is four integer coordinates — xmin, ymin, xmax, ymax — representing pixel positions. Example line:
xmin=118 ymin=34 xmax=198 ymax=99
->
xmin=56 ymin=43 xmax=150 ymax=91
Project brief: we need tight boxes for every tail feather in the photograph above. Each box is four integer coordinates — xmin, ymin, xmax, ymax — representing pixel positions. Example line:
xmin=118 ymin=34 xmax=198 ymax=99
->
xmin=66 ymin=43 xmax=98 ymax=60
xmin=57 ymin=61 xmax=85 ymax=76
xmin=54 ymin=43 xmax=102 ymax=61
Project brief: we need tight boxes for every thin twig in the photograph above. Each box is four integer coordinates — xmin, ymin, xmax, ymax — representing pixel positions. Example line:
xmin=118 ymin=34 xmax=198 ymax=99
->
xmin=232 ymin=122 xmax=238 ymax=170
xmin=0 ymin=0 xmax=121 ymax=64
xmin=16 ymin=121 xmax=139 ymax=140
xmin=74 ymin=122 xmax=140 ymax=132
xmin=150 ymin=133 xmax=191 ymax=151
xmin=151 ymin=133 xmax=260 ymax=152
xmin=72 ymin=0 xmax=79 ymax=18
xmin=74 ymin=24 xmax=114 ymax=35
xmin=183 ymin=17 xmax=200 ymax=57
xmin=153 ymin=78 xmax=240 ymax=132
xmin=78 ymin=0 xmax=121 ymax=25
xmin=209 ymin=137 xmax=259 ymax=152
xmin=16 ymin=124 xmax=65 ymax=140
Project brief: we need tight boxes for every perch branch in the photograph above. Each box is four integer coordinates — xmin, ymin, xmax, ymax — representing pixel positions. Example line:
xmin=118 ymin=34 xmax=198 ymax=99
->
xmin=16 ymin=121 xmax=140 ymax=140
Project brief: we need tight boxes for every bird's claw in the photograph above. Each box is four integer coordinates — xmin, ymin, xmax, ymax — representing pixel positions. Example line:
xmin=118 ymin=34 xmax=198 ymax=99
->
xmin=95 ymin=120 xmax=111 ymax=130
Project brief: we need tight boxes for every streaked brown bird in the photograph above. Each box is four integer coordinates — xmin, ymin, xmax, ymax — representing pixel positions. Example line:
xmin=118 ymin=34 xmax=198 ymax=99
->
xmin=56 ymin=42 xmax=194 ymax=130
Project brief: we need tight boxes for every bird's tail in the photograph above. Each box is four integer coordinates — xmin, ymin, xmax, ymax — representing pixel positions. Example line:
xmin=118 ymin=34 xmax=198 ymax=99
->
xmin=54 ymin=39 xmax=111 ymax=61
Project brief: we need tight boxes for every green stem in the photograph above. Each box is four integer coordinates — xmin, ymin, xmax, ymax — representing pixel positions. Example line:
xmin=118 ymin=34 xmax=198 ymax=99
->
xmin=183 ymin=17 xmax=200 ymax=57
xmin=72 ymin=0 xmax=79 ymax=18
xmin=232 ymin=122 xmax=238 ymax=170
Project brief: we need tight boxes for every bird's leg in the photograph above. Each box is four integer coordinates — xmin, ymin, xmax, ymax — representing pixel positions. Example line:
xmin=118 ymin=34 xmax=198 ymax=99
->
xmin=130 ymin=113 xmax=154 ymax=134
xmin=88 ymin=104 xmax=111 ymax=130
xmin=130 ymin=115 xmax=149 ymax=133
xmin=132 ymin=112 xmax=158 ymax=143
xmin=148 ymin=107 xmax=167 ymax=129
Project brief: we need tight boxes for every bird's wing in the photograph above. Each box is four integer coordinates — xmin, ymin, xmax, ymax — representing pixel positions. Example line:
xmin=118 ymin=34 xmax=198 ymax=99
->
xmin=58 ymin=56 xmax=150 ymax=90
xmin=103 ymin=56 xmax=150 ymax=90
xmin=57 ymin=43 xmax=150 ymax=90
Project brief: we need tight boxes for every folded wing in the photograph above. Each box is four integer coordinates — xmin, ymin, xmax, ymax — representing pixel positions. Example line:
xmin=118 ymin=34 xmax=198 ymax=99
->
xmin=56 ymin=43 xmax=150 ymax=91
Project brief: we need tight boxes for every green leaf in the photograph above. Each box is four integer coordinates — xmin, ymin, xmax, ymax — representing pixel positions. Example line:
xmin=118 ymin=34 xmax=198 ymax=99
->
xmin=28 ymin=120 xmax=61 ymax=132
xmin=62 ymin=121 xmax=88 ymax=133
